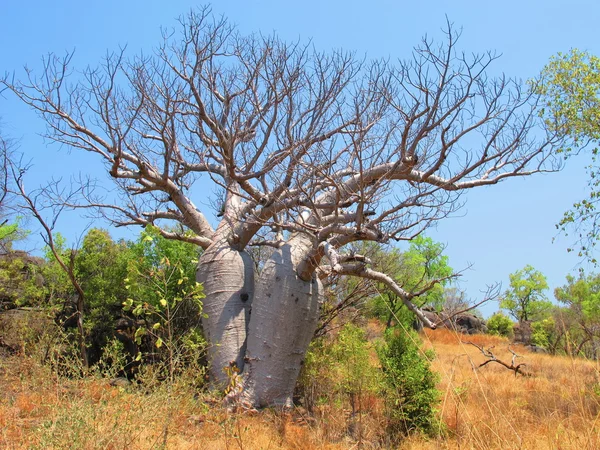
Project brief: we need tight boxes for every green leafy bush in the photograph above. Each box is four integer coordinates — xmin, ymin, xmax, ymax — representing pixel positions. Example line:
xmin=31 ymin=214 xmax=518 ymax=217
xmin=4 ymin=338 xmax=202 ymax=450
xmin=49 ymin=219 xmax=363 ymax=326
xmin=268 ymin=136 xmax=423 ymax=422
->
xmin=124 ymin=226 xmax=207 ymax=383
xmin=377 ymin=328 xmax=441 ymax=438
xmin=487 ymin=312 xmax=514 ymax=337
xmin=531 ymin=318 xmax=555 ymax=349
xmin=299 ymin=323 xmax=380 ymax=414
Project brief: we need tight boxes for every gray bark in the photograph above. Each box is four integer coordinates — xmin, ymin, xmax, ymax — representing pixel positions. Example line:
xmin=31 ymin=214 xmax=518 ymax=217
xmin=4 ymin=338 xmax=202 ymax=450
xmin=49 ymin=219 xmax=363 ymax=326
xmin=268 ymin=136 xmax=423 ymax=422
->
xmin=242 ymin=235 xmax=323 ymax=408
xmin=197 ymin=240 xmax=254 ymax=385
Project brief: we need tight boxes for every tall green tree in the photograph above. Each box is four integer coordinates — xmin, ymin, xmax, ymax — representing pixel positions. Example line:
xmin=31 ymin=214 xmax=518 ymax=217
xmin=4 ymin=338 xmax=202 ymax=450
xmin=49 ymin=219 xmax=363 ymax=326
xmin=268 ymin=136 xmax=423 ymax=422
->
xmin=500 ymin=265 xmax=552 ymax=323
xmin=538 ymin=50 xmax=600 ymax=262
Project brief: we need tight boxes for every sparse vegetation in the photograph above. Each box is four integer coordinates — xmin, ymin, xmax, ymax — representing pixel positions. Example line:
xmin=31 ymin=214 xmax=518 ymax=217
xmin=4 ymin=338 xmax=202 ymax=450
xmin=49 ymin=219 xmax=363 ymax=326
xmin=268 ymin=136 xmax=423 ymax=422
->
xmin=2 ymin=323 xmax=600 ymax=449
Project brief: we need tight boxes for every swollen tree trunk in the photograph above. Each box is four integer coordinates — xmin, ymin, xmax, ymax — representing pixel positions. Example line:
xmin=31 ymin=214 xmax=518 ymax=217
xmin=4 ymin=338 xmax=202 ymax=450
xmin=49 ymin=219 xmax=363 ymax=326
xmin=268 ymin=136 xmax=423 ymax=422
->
xmin=241 ymin=235 xmax=323 ymax=408
xmin=197 ymin=239 xmax=254 ymax=385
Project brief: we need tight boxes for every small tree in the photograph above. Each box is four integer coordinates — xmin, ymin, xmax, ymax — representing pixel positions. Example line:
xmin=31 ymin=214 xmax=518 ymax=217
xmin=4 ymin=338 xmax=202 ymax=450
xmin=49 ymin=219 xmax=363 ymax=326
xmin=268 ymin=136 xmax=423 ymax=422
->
xmin=500 ymin=265 xmax=552 ymax=323
xmin=124 ymin=226 xmax=207 ymax=382
xmin=74 ymin=228 xmax=130 ymax=364
xmin=554 ymin=272 xmax=600 ymax=357
xmin=367 ymin=237 xmax=456 ymax=329
xmin=377 ymin=327 xmax=441 ymax=438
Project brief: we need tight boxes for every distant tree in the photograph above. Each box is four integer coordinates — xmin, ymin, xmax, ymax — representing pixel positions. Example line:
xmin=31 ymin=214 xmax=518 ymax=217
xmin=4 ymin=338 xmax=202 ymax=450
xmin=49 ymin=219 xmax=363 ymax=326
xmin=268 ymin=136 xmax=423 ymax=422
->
xmin=500 ymin=265 xmax=552 ymax=323
xmin=486 ymin=312 xmax=513 ymax=337
xmin=2 ymin=8 xmax=567 ymax=407
xmin=554 ymin=272 xmax=600 ymax=357
xmin=538 ymin=50 xmax=600 ymax=263
xmin=443 ymin=287 xmax=473 ymax=315
xmin=366 ymin=236 xmax=456 ymax=329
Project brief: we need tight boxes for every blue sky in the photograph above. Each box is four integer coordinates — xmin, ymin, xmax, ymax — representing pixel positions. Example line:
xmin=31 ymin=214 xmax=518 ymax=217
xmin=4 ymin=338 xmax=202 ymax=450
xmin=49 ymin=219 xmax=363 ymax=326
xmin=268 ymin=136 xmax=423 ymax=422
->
xmin=2 ymin=1 xmax=599 ymax=316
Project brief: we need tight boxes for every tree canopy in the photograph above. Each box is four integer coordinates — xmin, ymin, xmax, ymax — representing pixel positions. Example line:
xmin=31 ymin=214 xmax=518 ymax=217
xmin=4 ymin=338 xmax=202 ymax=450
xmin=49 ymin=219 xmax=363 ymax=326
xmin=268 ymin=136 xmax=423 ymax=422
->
xmin=500 ymin=265 xmax=552 ymax=322
xmin=539 ymin=50 xmax=600 ymax=262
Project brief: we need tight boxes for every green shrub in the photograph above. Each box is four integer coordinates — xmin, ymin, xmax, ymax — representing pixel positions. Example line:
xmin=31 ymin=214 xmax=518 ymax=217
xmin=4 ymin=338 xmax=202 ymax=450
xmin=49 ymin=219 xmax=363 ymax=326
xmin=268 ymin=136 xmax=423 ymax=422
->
xmin=531 ymin=318 xmax=555 ymax=349
xmin=377 ymin=328 xmax=441 ymax=438
xmin=97 ymin=338 xmax=129 ymax=379
xmin=299 ymin=323 xmax=380 ymax=414
xmin=487 ymin=312 xmax=514 ymax=337
xmin=330 ymin=324 xmax=381 ymax=413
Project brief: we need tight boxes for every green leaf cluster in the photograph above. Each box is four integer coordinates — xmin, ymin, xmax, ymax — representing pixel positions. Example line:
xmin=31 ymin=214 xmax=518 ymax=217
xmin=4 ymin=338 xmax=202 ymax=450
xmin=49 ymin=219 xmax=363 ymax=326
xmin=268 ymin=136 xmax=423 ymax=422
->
xmin=486 ymin=312 xmax=514 ymax=338
xmin=538 ymin=50 xmax=600 ymax=262
xmin=299 ymin=323 xmax=381 ymax=413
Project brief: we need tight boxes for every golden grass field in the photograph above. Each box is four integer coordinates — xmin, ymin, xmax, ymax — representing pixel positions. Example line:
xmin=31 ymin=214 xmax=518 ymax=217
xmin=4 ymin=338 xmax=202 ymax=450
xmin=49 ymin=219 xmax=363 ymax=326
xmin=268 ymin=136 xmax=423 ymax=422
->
xmin=1 ymin=327 xmax=599 ymax=449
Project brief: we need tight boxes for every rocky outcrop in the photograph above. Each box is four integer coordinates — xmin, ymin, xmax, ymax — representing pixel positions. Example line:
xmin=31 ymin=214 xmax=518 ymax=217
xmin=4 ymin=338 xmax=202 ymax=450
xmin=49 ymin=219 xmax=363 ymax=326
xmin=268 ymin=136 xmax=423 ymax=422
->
xmin=453 ymin=313 xmax=488 ymax=335
xmin=413 ymin=307 xmax=487 ymax=334
xmin=513 ymin=321 xmax=533 ymax=345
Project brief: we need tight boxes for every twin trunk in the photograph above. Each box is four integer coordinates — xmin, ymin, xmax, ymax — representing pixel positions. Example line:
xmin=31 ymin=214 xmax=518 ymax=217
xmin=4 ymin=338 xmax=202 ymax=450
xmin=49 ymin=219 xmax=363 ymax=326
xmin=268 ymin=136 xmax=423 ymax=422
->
xmin=197 ymin=236 xmax=323 ymax=407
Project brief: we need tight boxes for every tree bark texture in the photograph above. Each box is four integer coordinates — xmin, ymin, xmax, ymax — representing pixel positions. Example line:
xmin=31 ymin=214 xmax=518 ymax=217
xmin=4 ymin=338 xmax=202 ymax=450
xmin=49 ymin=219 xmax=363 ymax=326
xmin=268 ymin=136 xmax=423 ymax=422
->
xmin=197 ymin=241 xmax=254 ymax=386
xmin=197 ymin=234 xmax=323 ymax=407
xmin=242 ymin=236 xmax=323 ymax=407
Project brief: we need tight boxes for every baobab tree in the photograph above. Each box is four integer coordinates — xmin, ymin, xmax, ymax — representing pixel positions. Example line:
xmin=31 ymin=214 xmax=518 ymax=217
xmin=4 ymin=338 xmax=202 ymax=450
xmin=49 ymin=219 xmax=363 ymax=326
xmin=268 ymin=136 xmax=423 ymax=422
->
xmin=2 ymin=8 xmax=564 ymax=407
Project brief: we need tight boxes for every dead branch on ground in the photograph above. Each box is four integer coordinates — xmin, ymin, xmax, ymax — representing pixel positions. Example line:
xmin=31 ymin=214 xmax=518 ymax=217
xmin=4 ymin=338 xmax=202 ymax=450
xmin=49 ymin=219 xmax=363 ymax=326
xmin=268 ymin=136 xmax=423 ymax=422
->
xmin=464 ymin=341 xmax=530 ymax=377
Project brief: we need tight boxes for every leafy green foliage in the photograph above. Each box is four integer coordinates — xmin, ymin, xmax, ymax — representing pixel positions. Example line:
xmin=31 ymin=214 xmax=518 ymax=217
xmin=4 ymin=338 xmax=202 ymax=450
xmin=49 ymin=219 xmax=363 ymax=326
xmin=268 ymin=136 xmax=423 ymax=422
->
xmin=74 ymin=229 xmax=130 ymax=363
xmin=486 ymin=312 xmax=514 ymax=337
xmin=368 ymin=236 xmax=453 ymax=327
xmin=0 ymin=222 xmax=18 ymax=241
xmin=40 ymin=233 xmax=73 ymax=305
xmin=377 ymin=327 xmax=441 ymax=437
xmin=552 ymin=272 xmax=600 ymax=357
xmin=0 ymin=252 xmax=46 ymax=307
xmin=555 ymin=272 xmax=600 ymax=322
xmin=123 ymin=226 xmax=206 ymax=382
xmin=538 ymin=50 xmax=600 ymax=143
xmin=330 ymin=324 xmax=381 ymax=413
xmin=0 ymin=221 xmax=44 ymax=308
xmin=6 ymin=226 xmax=207 ymax=377
xmin=538 ymin=50 xmax=600 ymax=262
xmin=531 ymin=318 xmax=555 ymax=349
xmin=299 ymin=323 xmax=380 ymax=414
xmin=500 ymin=265 xmax=552 ymax=322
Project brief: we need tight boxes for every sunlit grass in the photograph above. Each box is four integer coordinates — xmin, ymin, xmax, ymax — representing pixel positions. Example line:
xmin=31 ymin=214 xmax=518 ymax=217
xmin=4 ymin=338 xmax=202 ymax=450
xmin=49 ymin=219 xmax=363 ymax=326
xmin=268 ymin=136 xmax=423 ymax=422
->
xmin=1 ymin=326 xmax=599 ymax=449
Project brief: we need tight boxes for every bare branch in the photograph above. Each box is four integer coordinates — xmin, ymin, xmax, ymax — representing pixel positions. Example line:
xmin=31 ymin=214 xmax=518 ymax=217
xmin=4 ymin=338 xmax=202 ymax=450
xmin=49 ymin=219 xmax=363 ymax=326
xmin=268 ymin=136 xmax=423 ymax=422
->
xmin=464 ymin=341 xmax=530 ymax=377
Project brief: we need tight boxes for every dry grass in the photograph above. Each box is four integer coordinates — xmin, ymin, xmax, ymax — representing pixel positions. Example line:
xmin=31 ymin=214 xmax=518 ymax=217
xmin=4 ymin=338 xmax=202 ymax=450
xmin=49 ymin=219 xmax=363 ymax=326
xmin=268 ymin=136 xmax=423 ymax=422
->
xmin=0 ymin=355 xmax=352 ymax=450
xmin=1 ymin=327 xmax=599 ymax=449
xmin=419 ymin=328 xmax=600 ymax=450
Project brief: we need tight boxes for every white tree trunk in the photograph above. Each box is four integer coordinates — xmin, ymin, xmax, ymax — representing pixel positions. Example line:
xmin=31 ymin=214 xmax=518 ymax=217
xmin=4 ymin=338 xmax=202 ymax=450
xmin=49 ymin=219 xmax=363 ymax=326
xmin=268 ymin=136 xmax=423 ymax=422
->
xmin=197 ymin=240 xmax=254 ymax=385
xmin=241 ymin=236 xmax=323 ymax=407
